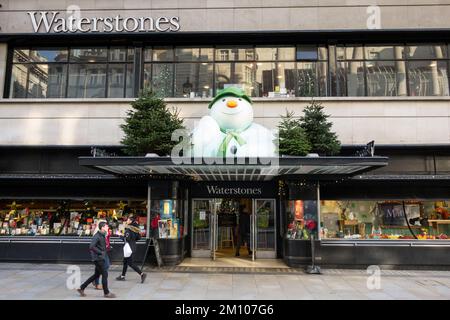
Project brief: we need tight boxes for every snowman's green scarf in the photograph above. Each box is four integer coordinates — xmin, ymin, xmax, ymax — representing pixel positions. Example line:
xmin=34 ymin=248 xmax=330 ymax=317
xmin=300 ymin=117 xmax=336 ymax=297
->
xmin=217 ymin=127 xmax=248 ymax=157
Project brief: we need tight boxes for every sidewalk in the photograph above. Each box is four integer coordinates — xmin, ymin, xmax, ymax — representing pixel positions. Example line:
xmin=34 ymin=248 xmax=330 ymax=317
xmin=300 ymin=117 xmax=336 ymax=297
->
xmin=0 ymin=263 xmax=449 ymax=300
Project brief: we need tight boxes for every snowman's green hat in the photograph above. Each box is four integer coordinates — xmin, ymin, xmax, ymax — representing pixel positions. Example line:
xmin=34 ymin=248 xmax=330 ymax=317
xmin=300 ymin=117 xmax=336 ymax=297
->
xmin=208 ymin=87 xmax=252 ymax=109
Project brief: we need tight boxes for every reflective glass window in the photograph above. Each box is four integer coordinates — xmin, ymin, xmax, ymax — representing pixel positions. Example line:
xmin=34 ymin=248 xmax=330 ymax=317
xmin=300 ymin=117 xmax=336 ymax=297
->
xmin=174 ymin=63 xmax=213 ymax=98
xmin=67 ymin=64 xmax=107 ymax=98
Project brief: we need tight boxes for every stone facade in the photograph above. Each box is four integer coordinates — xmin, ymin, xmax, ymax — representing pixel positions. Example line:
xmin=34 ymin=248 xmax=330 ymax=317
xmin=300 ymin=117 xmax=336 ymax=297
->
xmin=0 ymin=1 xmax=450 ymax=147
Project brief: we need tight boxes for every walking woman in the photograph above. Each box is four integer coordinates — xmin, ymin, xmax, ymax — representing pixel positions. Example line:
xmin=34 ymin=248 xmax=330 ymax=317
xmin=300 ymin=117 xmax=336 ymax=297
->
xmin=116 ymin=215 xmax=147 ymax=283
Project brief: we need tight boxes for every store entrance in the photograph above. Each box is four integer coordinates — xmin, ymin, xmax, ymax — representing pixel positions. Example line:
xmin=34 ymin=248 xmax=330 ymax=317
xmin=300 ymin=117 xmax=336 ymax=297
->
xmin=191 ymin=198 xmax=276 ymax=260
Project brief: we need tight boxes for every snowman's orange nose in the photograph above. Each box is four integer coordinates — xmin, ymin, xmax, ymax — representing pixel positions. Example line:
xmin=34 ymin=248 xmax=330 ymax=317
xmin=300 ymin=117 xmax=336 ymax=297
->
xmin=226 ymin=100 xmax=238 ymax=108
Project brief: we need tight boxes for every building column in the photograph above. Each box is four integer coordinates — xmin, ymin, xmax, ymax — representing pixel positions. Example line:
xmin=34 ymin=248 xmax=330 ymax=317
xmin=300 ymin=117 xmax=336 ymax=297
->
xmin=431 ymin=46 xmax=444 ymax=96
xmin=0 ymin=43 xmax=7 ymax=98
xmin=395 ymin=46 xmax=407 ymax=96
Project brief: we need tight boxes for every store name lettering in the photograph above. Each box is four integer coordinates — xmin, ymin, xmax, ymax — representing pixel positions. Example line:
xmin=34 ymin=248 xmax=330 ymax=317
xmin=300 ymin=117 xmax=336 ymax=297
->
xmin=206 ymin=185 xmax=263 ymax=196
xmin=27 ymin=11 xmax=180 ymax=33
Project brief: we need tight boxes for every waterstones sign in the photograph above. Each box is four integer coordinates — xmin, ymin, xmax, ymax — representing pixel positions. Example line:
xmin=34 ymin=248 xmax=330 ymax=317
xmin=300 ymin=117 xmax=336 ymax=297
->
xmin=206 ymin=186 xmax=263 ymax=196
xmin=27 ymin=11 xmax=180 ymax=33
xmin=191 ymin=182 xmax=275 ymax=198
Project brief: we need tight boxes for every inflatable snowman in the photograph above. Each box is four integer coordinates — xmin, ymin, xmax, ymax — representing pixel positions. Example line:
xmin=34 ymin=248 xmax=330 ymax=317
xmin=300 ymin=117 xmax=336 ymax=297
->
xmin=191 ymin=87 xmax=277 ymax=158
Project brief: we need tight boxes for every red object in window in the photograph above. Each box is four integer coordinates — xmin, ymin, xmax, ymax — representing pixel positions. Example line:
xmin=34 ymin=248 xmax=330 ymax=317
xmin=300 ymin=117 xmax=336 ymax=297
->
xmin=151 ymin=214 xmax=160 ymax=229
xmin=305 ymin=220 xmax=317 ymax=231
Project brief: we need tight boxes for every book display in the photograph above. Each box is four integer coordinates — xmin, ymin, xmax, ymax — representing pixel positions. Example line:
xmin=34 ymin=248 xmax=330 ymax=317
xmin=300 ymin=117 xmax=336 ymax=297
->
xmin=0 ymin=200 xmax=148 ymax=237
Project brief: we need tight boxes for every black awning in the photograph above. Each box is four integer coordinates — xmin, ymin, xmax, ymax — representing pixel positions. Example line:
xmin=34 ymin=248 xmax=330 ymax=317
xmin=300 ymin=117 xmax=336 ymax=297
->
xmin=79 ymin=156 xmax=388 ymax=181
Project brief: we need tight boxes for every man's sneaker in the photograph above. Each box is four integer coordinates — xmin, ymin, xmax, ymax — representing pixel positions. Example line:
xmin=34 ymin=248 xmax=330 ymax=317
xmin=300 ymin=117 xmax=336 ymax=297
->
xmin=141 ymin=273 xmax=147 ymax=284
xmin=104 ymin=293 xmax=116 ymax=298
xmin=77 ymin=289 xmax=86 ymax=297
xmin=116 ymin=275 xmax=125 ymax=281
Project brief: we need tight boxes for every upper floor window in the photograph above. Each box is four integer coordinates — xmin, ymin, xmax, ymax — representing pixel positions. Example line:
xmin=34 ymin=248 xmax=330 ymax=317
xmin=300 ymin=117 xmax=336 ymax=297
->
xmin=9 ymin=47 xmax=135 ymax=98
xmin=7 ymin=43 xmax=450 ymax=99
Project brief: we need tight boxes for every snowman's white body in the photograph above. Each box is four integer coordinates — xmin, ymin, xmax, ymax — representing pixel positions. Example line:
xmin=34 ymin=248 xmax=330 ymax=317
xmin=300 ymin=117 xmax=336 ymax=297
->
xmin=191 ymin=96 xmax=277 ymax=158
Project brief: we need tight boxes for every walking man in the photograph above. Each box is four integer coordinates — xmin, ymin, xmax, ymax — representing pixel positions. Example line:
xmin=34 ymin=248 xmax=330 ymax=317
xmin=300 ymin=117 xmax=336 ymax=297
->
xmin=77 ymin=221 xmax=116 ymax=298
xmin=235 ymin=205 xmax=252 ymax=257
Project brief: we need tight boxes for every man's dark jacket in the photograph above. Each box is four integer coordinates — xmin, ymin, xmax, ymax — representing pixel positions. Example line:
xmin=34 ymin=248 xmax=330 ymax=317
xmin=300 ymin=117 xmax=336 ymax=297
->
xmin=238 ymin=213 xmax=251 ymax=235
xmin=89 ymin=231 xmax=107 ymax=262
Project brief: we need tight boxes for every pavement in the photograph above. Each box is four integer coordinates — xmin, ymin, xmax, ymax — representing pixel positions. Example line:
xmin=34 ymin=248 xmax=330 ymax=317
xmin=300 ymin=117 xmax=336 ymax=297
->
xmin=0 ymin=262 xmax=449 ymax=300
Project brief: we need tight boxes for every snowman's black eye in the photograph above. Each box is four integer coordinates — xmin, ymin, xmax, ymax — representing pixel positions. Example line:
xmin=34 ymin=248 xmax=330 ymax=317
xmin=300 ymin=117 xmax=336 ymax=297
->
xmin=222 ymin=99 xmax=226 ymax=102
xmin=238 ymin=98 xmax=242 ymax=101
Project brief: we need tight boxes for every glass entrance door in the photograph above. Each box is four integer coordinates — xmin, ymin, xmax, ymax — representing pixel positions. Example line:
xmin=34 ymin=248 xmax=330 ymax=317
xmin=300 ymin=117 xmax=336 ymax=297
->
xmin=191 ymin=199 xmax=213 ymax=258
xmin=192 ymin=198 xmax=276 ymax=260
xmin=253 ymin=199 xmax=276 ymax=259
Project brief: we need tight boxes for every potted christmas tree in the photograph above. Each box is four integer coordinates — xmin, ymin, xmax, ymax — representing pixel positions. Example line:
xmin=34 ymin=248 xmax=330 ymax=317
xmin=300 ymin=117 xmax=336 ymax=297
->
xmin=121 ymin=90 xmax=185 ymax=156
xmin=300 ymin=100 xmax=341 ymax=156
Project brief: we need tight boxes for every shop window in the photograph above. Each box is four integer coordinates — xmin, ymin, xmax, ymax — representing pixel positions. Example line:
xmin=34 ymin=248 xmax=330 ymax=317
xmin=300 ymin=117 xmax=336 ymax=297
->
xmin=151 ymin=63 xmax=174 ymax=97
xmin=335 ymin=61 xmax=365 ymax=96
xmin=9 ymin=64 xmax=28 ymax=98
xmin=0 ymin=200 xmax=148 ymax=237
xmin=27 ymin=64 xmax=67 ymax=98
xmin=67 ymin=64 xmax=107 ymax=98
xmin=12 ymin=49 xmax=30 ymax=63
xmin=297 ymin=62 xmax=328 ymax=97
xmin=366 ymin=60 xmax=407 ymax=96
xmin=9 ymin=46 xmax=134 ymax=98
xmin=296 ymin=46 xmax=319 ymax=60
xmin=256 ymin=47 xmax=295 ymax=61
xmin=364 ymin=46 xmax=404 ymax=60
xmin=109 ymin=47 xmax=134 ymax=62
xmin=215 ymin=62 xmax=255 ymax=97
xmin=319 ymin=200 xmax=449 ymax=240
xmin=215 ymin=47 xmax=255 ymax=61
xmin=107 ymin=64 xmax=134 ymax=98
xmin=336 ymin=46 xmax=364 ymax=61
xmin=253 ymin=62 xmax=296 ymax=97
xmin=149 ymin=200 xmax=184 ymax=239
xmin=152 ymin=47 xmax=174 ymax=62
xmin=143 ymin=63 xmax=152 ymax=90
xmin=30 ymin=48 xmax=68 ymax=63
xmin=285 ymin=200 xmax=318 ymax=240
xmin=174 ymin=63 xmax=213 ymax=98
xmin=407 ymin=44 xmax=448 ymax=60
xmin=408 ymin=60 xmax=449 ymax=96
xmin=175 ymin=47 xmax=214 ymax=62
xmin=70 ymin=47 xmax=108 ymax=63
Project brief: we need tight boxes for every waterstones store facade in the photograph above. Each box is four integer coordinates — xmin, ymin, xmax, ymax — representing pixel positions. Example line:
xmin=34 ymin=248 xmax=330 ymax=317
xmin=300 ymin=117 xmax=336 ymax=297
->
xmin=0 ymin=1 xmax=449 ymax=268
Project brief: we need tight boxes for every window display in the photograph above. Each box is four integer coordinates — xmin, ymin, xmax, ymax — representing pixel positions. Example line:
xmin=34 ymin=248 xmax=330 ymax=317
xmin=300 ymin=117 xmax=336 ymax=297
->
xmin=150 ymin=200 xmax=184 ymax=239
xmin=0 ymin=200 xmax=147 ymax=237
xmin=285 ymin=200 xmax=318 ymax=240
xmin=320 ymin=200 xmax=449 ymax=240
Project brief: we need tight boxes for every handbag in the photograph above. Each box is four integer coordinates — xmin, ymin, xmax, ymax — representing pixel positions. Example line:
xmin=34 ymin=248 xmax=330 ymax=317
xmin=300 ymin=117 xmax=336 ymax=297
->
xmin=123 ymin=242 xmax=132 ymax=258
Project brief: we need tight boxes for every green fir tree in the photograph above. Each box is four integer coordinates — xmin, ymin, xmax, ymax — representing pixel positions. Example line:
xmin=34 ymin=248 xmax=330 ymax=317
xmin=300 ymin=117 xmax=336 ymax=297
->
xmin=277 ymin=110 xmax=311 ymax=156
xmin=121 ymin=90 xmax=185 ymax=156
xmin=300 ymin=100 xmax=341 ymax=156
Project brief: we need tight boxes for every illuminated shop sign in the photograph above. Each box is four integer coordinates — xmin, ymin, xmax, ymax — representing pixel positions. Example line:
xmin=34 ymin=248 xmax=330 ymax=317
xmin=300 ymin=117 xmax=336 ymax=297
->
xmin=190 ymin=182 xmax=276 ymax=198
xmin=27 ymin=11 xmax=180 ymax=33
xmin=206 ymin=185 xmax=263 ymax=196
